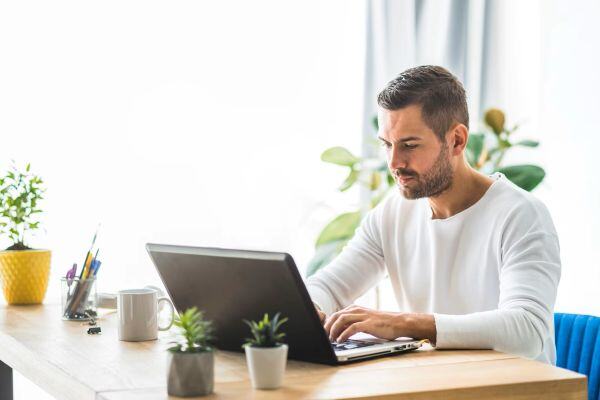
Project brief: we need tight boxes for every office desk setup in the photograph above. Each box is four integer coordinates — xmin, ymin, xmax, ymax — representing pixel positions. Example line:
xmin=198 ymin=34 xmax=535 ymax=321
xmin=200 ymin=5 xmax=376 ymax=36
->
xmin=0 ymin=304 xmax=586 ymax=400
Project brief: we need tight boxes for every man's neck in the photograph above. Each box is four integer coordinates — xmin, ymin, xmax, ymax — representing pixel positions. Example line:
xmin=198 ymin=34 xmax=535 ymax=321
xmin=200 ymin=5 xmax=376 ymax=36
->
xmin=427 ymin=162 xmax=494 ymax=220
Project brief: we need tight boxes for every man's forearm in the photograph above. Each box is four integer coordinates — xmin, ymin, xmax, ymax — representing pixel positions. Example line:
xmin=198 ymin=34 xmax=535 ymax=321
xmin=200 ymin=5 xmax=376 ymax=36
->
xmin=397 ymin=313 xmax=437 ymax=344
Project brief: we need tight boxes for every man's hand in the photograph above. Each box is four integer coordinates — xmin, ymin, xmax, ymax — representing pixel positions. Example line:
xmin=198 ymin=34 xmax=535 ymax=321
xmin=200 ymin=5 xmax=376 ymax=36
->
xmin=314 ymin=303 xmax=326 ymax=324
xmin=324 ymin=304 xmax=437 ymax=344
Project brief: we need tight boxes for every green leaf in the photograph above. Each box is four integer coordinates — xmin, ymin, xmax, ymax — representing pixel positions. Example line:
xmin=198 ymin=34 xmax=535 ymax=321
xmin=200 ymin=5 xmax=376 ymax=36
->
xmin=306 ymin=239 xmax=347 ymax=277
xmin=339 ymin=169 xmax=359 ymax=192
xmin=369 ymin=172 xmax=381 ymax=191
xmin=514 ymin=140 xmax=539 ymax=148
xmin=371 ymin=116 xmax=379 ymax=131
xmin=496 ymin=165 xmax=545 ymax=191
xmin=321 ymin=147 xmax=359 ymax=167
xmin=465 ymin=133 xmax=485 ymax=168
xmin=386 ymin=171 xmax=395 ymax=187
xmin=315 ymin=211 xmax=361 ymax=246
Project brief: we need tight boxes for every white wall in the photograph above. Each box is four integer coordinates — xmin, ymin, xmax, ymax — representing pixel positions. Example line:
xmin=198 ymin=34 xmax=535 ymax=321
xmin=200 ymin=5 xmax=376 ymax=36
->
xmin=0 ymin=1 xmax=366 ymax=302
xmin=538 ymin=0 xmax=600 ymax=315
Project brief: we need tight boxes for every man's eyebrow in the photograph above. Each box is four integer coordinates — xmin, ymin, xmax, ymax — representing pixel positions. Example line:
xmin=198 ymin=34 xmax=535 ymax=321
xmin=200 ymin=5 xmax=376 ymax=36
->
xmin=377 ymin=136 xmax=422 ymax=143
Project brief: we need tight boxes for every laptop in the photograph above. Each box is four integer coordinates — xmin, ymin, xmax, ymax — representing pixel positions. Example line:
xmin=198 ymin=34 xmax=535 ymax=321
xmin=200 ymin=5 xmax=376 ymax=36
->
xmin=146 ymin=243 xmax=422 ymax=365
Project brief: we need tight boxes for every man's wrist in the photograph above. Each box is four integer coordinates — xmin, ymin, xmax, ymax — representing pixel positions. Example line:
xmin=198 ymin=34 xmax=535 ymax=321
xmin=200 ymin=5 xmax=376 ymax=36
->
xmin=396 ymin=313 xmax=437 ymax=344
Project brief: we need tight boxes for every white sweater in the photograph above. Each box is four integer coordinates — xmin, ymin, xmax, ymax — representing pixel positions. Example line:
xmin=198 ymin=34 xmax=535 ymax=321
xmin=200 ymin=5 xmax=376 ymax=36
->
xmin=306 ymin=173 xmax=561 ymax=364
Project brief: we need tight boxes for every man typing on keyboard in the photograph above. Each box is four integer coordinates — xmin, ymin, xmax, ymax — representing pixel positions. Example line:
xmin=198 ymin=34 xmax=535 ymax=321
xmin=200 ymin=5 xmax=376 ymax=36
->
xmin=306 ymin=65 xmax=561 ymax=364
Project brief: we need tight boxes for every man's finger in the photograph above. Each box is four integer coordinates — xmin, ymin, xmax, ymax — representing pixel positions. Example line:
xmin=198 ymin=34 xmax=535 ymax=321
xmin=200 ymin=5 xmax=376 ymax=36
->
xmin=317 ymin=309 xmax=326 ymax=324
xmin=337 ymin=321 xmax=366 ymax=343
xmin=324 ymin=305 xmax=363 ymax=333
xmin=323 ymin=310 xmax=342 ymax=334
xmin=329 ymin=314 xmax=364 ymax=342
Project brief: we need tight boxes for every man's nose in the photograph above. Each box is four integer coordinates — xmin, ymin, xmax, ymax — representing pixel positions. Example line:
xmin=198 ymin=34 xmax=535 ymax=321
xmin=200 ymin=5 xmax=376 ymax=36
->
xmin=389 ymin=147 xmax=408 ymax=171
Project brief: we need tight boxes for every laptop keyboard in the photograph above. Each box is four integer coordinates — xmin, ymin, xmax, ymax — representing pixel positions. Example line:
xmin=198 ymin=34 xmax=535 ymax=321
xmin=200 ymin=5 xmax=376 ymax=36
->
xmin=331 ymin=339 xmax=377 ymax=351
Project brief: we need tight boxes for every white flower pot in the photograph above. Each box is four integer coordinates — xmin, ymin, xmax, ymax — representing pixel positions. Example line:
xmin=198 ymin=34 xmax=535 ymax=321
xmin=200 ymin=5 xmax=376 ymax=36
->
xmin=244 ymin=344 xmax=288 ymax=389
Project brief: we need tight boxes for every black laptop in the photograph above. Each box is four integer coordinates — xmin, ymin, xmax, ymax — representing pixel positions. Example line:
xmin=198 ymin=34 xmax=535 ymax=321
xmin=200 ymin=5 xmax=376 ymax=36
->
xmin=146 ymin=243 xmax=421 ymax=365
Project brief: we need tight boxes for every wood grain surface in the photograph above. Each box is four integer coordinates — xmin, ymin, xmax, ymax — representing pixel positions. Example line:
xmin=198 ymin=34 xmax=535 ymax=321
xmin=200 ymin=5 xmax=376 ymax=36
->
xmin=0 ymin=304 xmax=586 ymax=400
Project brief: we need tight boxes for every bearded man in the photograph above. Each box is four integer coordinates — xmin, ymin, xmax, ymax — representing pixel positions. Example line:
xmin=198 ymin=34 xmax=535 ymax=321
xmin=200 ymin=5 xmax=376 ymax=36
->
xmin=306 ymin=65 xmax=561 ymax=364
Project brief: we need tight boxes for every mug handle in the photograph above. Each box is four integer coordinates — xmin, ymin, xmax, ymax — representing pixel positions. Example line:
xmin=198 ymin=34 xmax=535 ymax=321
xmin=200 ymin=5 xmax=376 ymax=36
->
xmin=157 ymin=297 xmax=175 ymax=331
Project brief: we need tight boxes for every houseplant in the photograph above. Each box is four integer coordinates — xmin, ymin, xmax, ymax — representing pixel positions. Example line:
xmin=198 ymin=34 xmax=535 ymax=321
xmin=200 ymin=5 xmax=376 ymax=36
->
xmin=0 ymin=162 xmax=50 ymax=304
xmin=307 ymin=108 xmax=545 ymax=277
xmin=167 ymin=307 xmax=215 ymax=397
xmin=243 ymin=312 xmax=288 ymax=390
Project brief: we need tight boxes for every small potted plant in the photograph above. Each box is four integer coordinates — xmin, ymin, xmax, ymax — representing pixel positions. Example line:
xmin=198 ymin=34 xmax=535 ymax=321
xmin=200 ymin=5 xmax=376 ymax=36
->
xmin=243 ymin=312 xmax=288 ymax=390
xmin=167 ymin=307 xmax=215 ymax=397
xmin=0 ymin=162 xmax=50 ymax=304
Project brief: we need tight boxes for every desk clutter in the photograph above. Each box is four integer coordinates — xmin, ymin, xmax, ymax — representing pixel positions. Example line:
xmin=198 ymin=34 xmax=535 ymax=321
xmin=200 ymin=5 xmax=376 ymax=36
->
xmin=61 ymin=226 xmax=102 ymax=320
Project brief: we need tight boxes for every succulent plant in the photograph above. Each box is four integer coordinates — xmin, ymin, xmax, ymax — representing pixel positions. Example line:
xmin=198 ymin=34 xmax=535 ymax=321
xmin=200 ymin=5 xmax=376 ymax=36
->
xmin=243 ymin=313 xmax=288 ymax=348
xmin=168 ymin=307 xmax=214 ymax=353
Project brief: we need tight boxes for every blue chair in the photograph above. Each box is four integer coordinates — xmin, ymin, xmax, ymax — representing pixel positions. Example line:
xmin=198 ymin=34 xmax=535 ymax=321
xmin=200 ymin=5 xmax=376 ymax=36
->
xmin=555 ymin=313 xmax=600 ymax=400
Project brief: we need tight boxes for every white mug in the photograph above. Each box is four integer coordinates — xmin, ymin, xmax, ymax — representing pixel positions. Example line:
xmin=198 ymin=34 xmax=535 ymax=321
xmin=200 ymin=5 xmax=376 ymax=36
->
xmin=117 ymin=288 xmax=175 ymax=341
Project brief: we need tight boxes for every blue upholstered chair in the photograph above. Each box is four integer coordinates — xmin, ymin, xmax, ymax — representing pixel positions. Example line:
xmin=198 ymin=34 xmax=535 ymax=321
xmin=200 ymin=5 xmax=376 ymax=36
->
xmin=554 ymin=313 xmax=600 ymax=400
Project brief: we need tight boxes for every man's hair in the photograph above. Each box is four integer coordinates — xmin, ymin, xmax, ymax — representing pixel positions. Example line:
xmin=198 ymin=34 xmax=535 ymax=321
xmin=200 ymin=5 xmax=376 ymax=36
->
xmin=377 ymin=65 xmax=469 ymax=141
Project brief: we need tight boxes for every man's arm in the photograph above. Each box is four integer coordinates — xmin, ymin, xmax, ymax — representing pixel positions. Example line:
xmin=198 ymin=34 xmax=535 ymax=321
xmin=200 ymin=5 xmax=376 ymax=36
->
xmin=307 ymin=204 xmax=387 ymax=316
xmin=433 ymin=201 xmax=560 ymax=360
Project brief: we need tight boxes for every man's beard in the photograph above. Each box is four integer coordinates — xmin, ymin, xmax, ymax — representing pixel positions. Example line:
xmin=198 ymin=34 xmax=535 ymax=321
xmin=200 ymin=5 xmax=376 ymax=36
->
xmin=393 ymin=144 xmax=453 ymax=199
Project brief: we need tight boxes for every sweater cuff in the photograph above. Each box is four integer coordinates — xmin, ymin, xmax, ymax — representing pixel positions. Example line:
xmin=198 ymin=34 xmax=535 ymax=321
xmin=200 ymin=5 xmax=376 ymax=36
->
xmin=433 ymin=312 xmax=492 ymax=349
xmin=433 ymin=313 xmax=493 ymax=350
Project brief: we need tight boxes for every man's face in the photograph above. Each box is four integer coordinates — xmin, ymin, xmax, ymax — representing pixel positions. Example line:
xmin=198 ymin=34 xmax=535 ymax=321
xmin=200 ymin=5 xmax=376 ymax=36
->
xmin=378 ymin=104 xmax=453 ymax=199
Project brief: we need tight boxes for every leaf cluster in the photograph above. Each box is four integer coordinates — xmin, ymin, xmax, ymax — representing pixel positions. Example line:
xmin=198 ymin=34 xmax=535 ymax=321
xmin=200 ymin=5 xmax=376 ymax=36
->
xmin=0 ymin=162 xmax=45 ymax=250
xmin=466 ymin=109 xmax=544 ymax=191
xmin=168 ymin=307 xmax=214 ymax=353
xmin=243 ymin=312 xmax=288 ymax=348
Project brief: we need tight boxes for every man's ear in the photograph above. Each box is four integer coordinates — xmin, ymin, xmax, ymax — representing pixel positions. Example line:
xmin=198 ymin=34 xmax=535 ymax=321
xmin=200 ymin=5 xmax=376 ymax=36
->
xmin=448 ymin=123 xmax=468 ymax=156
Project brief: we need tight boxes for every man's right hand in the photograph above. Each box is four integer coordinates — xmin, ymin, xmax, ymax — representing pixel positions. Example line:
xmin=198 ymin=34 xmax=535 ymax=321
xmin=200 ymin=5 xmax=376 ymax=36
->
xmin=314 ymin=304 xmax=326 ymax=324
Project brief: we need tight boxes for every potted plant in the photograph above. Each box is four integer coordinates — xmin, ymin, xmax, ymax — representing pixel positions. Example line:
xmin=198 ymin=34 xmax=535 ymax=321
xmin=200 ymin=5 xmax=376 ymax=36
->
xmin=243 ymin=312 xmax=288 ymax=390
xmin=0 ymin=162 xmax=50 ymax=304
xmin=167 ymin=307 xmax=215 ymax=397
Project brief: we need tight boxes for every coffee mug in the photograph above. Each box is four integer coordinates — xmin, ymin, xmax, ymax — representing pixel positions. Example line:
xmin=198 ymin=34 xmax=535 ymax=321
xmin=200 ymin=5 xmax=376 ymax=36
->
xmin=117 ymin=288 xmax=175 ymax=341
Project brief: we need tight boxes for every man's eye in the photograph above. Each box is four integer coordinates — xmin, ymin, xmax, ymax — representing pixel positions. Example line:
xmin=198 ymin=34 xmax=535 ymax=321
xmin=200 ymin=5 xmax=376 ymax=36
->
xmin=380 ymin=142 xmax=392 ymax=149
xmin=404 ymin=143 xmax=418 ymax=149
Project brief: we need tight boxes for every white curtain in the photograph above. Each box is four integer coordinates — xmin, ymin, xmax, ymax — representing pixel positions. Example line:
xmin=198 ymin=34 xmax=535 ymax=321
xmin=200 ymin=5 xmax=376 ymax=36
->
xmin=362 ymin=0 xmax=541 ymax=154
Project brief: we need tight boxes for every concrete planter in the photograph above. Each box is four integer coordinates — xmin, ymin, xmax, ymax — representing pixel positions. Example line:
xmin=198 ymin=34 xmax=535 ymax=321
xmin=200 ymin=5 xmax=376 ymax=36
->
xmin=244 ymin=344 xmax=288 ymax=389
xmin=167 ymin=350 xmax=214 ymax=397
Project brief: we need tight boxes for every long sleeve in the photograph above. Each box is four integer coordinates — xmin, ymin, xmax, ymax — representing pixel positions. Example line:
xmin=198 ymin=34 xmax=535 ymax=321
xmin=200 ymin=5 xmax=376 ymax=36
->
xmin=433 ymin=198 xmax=561 ymax=362
xmin=306 ymin=204 xmax=387 ymax=316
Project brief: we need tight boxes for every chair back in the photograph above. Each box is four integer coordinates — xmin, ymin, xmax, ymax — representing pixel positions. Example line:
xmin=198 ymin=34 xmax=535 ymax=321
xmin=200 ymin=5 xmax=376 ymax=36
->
xmin=554 ymin=313 xmax=600 ymax=400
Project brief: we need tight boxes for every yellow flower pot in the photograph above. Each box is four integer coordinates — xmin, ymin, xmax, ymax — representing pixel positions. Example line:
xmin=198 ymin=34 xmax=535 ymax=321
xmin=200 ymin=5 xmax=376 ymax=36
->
xmin=0 ymin=249 xmax=51 ymax=304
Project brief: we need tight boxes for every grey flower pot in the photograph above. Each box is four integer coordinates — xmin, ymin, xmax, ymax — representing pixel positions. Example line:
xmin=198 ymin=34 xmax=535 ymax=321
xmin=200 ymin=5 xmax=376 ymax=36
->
xmin=167 ymin=351 xmax=214 ymax=397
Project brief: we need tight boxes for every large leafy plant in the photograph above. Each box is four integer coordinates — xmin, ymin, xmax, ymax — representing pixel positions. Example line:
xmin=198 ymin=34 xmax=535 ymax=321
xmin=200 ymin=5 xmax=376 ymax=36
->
xmin=0 ymin=163 xmax=45 ymax=251
xmin=306 ymin=108 xmax=544 ymax=277
xmin=168 ymin=307 xmax=214 ymax=353
xmin=243 ymin=312 xmax=288 ymax=348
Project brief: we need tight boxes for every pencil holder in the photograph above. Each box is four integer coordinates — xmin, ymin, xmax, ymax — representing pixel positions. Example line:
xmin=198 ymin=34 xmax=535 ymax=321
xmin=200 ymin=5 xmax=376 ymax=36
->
xmin=61 ymin=277 xmax=97 ymax=320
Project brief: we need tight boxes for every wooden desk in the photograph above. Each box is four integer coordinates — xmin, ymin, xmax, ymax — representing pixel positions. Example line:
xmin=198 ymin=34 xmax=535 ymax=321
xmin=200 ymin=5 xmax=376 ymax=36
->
xmin=0 ymin=304 xmax=586 ymax=399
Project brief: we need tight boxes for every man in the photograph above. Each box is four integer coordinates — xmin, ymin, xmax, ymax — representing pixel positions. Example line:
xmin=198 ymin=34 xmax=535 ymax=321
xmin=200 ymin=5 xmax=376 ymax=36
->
xmin=306 ymin=65 xmax=561 ymax=364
